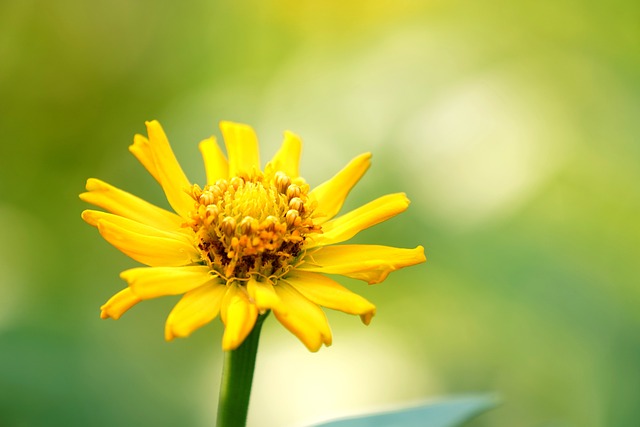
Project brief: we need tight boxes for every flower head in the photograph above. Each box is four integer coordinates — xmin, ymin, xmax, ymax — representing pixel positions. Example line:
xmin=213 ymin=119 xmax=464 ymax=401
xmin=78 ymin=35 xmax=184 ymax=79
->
xmin=81 ymin=121 xmax=425 ymax=351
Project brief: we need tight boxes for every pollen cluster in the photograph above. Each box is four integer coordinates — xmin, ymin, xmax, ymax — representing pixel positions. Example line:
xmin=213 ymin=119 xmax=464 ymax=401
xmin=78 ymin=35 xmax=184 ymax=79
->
xmin=185 ymin=171 xmax=321 ymax=281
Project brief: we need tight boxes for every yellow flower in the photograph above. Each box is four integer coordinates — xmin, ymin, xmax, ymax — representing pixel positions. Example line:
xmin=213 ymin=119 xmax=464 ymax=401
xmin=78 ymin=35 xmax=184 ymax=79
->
xmin=81 ymin=121 xmax=425 ymax=351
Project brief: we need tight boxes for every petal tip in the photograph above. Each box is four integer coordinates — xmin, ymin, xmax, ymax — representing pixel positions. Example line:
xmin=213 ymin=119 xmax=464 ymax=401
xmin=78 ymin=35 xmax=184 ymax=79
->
xmin=219 ymin=120 xmax=251 ymax=132
xmin=358 ymin=152 xmax=373 ymax=163
xmin=360 ymin=309 xmax=376 ymax=325
xmin=323 ymin=334 xmax=333 ymax=347
xmin=130 ymin=134 xmax=149 ymax=149
xmin=118 ymin=269 xmax=134 ymax=283
xmin=415 ymin=245 xmax=427 ymax=262
xmin=302 ymin=337 xmax=324 ymax=352
xmin=283 ymin=129 xmax=301 ymax=139
xmin=81 ymin=210 xmax=99 ymax=226
xmin=198 ymin=136 xmax=217 ymax=149
xmin=100 ymin=306 xmax=120 ymax=320
xmin=164 ymin=325 xmax=176 ymax=341
xmin=221 ymin=336 xmax=242 ymax=351
xmin=84 ymin=178 xmax=101 ymax=191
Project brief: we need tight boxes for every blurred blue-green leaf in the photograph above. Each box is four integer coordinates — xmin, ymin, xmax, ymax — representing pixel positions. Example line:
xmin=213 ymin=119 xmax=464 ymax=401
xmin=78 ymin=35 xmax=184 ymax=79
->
xmin=312 ymin=395 xmax=498 ymax=427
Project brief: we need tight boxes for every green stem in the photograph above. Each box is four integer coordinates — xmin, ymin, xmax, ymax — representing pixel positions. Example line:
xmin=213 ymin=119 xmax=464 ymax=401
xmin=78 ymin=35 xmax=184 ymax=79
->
xmin=216 ymin=312 xmax=269 ymax=427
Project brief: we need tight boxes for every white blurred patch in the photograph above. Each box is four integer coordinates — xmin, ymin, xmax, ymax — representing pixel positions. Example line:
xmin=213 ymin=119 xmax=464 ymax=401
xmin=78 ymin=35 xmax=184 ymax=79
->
xmin=257 ymin=27 xmax=445 ymax=184
xmin=248 ymin=328 xmax=436 ymax=427
xmin=398 ymin=70 xmax=574 ymax=229
xmin=165 ymin=24 xmax=577 ymax=229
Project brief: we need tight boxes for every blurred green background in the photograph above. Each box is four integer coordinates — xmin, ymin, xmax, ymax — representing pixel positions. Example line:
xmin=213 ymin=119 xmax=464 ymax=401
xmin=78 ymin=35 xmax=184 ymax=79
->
xmin=1 ymin=1 xmax=639 ymax=426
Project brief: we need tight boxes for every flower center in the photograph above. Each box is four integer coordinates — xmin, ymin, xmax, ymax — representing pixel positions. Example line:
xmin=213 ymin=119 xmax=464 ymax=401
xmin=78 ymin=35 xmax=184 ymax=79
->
xmin=185 ymin=171 xmax=320 ymax=281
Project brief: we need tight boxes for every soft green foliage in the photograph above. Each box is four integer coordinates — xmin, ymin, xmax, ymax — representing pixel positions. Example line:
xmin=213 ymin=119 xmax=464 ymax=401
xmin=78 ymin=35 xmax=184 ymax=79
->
xmin=314 ymin=396 xmax=497 ymax=427
xmin=1 ymin=1 xmax=639 ymax=426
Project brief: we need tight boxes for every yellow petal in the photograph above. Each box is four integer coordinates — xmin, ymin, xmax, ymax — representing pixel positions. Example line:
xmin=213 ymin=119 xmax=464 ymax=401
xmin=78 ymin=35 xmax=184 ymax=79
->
xmin=220 ymin=283 xmax=258 ymax=350
xmin=246 ymin=277 xmax=280 ymax=312
xmin=80 ymin=178 xmax=186 ymax=233
xmin=307 ymin=193 xmax=410 ymax=248
xmin=220 ymin=121 xmax=261 ymax=178
xmin=284 ymin=271 xmax=376 ymax=325
xmin=129 ymin=134 xmax=161 ymax=183
xmin=87 ymin=213 xmax=200 ymax=267
xmin=199 ymin=136 xmax=229 ymax=184
xmin=299 ymin=245 xmax=426 ymax=284
xmin=272 ymin=282 xmax=332 ymax=352
xmin=265 ymin=130 xmax=302 ymax=178
xmin=100 ymin=288 xmax=141 ymax=320
xmin=309 ymin=153 xmax=372 ymax=224
xmin=145 ymin=120 xmax=194 ymax=218
xmin=120 ymin=266 xmax=215 ymax=299
xmin=165 ymin=281 xmax=227 ymax=340
xmin=81 ymin=210 xmax=192 ymax=244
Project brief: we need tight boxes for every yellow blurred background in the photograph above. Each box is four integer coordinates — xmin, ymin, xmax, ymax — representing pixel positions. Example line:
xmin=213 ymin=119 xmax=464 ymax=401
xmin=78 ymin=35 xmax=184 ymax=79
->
xmin=1 ymin=1 xmax=639 ymax=426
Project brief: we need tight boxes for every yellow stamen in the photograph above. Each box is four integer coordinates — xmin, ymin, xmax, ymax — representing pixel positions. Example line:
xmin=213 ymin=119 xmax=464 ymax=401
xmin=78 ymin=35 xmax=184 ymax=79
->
xmin=186 ymin=171 xmax=321 ymax=282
